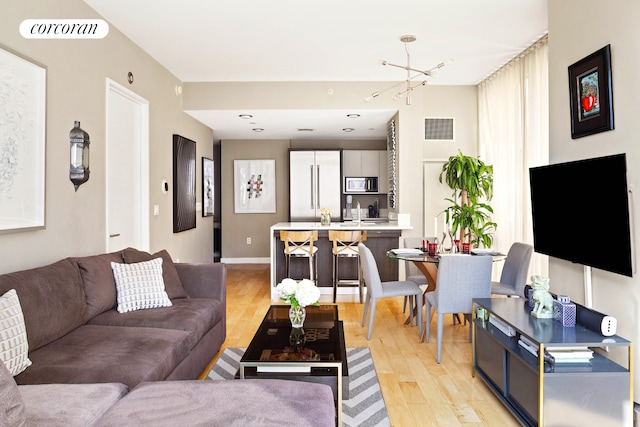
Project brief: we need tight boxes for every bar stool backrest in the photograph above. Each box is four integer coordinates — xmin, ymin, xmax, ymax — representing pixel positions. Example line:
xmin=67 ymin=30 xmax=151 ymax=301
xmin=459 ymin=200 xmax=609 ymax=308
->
xmin=280 ymin=230 xmax=319 ymax=256
xmin=328 ymin=230 xmax=367 ymax=256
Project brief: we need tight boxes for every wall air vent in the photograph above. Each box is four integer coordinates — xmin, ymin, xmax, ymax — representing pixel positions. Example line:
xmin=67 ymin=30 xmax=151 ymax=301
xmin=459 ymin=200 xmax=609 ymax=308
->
xmin=297 ymin=128 xmax=314 ymax=132
xmin=424 ymin=117 xmax=454 ymax=141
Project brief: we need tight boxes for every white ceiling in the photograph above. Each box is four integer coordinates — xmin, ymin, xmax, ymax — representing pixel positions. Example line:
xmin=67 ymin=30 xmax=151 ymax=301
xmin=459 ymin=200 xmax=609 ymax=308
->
xmin=84 ymin=0 xmax=548 ymax=140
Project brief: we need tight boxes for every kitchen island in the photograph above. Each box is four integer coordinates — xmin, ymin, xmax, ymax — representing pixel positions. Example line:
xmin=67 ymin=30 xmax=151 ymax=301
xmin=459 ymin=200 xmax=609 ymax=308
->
xmin=270 ymin=222 xmax=412 ymax=300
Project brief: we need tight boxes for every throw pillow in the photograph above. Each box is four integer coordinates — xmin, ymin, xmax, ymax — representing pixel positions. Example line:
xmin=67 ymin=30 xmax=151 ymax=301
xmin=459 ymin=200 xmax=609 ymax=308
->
xmin=0 ymin=289 xmax=32 ymax=376
xmin=0 ymin=359 xmax=25 ymax=426
xmin=111 ymin=258 xmax=172 ymax=313
xmin=121 ymin=248 xmax=188 ymax=299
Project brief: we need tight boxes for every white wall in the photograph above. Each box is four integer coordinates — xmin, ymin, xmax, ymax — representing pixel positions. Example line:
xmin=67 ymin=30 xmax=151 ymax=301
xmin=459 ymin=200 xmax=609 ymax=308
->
xmin=0 ymin=0 xmax=214 ymax=273
xmin=549 ymin=0 xmax=640 ymax=396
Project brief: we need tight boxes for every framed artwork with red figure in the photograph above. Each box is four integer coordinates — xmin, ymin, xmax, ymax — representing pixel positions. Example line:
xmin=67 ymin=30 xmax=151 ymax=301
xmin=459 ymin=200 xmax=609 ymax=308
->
xmin=568 ymin=44 xmax=614 ymax=139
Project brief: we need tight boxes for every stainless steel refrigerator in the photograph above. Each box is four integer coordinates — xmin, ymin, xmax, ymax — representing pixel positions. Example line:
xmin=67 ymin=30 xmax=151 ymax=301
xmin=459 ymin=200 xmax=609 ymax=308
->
xmin=289 ymin=150 xmax=341 ymax=221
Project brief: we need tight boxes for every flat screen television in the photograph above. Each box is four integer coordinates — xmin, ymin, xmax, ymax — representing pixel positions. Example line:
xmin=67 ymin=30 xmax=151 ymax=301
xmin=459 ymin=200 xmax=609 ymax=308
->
xmin=529 ymin=153 xmax=633 ymax=277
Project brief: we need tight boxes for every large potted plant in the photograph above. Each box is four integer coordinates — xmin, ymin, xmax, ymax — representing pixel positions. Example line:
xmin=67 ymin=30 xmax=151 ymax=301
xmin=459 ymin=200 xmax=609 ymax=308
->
xmin=439 ymin=150 xmax=496 ymax=248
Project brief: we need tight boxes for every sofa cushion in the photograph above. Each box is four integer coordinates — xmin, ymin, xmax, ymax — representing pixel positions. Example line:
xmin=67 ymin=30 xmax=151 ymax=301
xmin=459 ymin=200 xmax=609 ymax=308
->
xmin=20 ymin=382 xmax=128 ymax=427
xmin=14 ymin=324 xmax=191 ymax=389
xmin=95 ymin=379 xmax=336 ymax=427
xmin=0 ymin=258 xmax=87 ymax=352
xmin=0 ymin=290 xmax=32 ymax=376
xmin=122 ymin=248 xmax=188 ymax=299
xmin=74 ymin=251 xmax=125 ymax=319
xmin=111 ymin=258 xmax=173 ymax=313
xmin=0 ymin=360 xmax=25 ymax=427
xmin=88 ymin=298 xmax=223 ymax=349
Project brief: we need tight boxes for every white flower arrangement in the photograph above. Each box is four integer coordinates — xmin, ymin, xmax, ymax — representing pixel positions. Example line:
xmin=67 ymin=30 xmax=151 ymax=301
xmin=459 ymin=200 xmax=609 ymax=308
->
xmin=276 ymin=278 xmax=321 ymax=308
xmin=319 ymin=208 xmax=333 ymax=216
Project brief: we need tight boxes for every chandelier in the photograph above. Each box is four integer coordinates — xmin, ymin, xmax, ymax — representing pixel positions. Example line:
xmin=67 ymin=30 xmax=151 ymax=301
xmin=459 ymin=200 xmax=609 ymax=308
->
xmin=365 ymin=35 xmax=451 ymax=105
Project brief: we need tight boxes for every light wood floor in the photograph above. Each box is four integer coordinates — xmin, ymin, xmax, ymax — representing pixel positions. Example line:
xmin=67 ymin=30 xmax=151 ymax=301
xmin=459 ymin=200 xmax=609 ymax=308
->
xmin=208 ymin=264 xmax=519 ymax=427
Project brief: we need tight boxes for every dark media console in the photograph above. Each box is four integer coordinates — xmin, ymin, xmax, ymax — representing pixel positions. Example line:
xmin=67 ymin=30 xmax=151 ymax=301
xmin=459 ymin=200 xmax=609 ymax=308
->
xmin=472 ymin=297 xmax=632 ymax=426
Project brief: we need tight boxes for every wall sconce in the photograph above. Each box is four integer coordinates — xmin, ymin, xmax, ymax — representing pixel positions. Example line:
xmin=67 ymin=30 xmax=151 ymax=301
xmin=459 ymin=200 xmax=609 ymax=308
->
xmin=69 ymin=121 xmax=90 ymax=191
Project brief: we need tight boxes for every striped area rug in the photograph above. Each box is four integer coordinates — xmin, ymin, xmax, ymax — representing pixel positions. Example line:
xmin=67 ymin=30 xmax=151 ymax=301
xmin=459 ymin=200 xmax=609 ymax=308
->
xmin=208 ymin=347 xmax=391 ymax=427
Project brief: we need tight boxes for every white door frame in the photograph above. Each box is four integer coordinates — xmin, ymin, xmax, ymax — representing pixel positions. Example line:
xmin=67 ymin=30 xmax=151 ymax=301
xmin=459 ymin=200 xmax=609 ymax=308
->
xmin=105 ymin=78 xmax=150 ymax=252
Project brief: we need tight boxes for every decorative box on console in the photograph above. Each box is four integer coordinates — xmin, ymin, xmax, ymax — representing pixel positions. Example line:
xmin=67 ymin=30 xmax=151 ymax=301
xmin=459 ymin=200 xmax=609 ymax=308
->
xmin=526 ymin=288 xmax=535 ymax=309
xmin=553 ymin=295 xmax=576 ymax=327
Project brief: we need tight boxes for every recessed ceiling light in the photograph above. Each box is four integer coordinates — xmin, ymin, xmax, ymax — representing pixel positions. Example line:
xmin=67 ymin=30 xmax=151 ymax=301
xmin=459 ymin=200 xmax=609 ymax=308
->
xmin=343 ymin=128 xmax=355 ymax=132
xmin=239 ymin=114 xmax=253 ymax=119
xmin=346 ymin=114 xmax=360 ymax=119
xmin=252 ymin=128 xmax=264 ymax=132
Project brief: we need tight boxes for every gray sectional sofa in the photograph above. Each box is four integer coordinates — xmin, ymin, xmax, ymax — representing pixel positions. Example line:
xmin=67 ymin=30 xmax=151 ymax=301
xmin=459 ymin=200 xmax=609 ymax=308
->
xmin=0 ymin=248 xmax=336 ymax=426
xmin=0 ymin=248 xmax=226 ymax=388
xmin=1 ymin=358 xmax=336 ymax=426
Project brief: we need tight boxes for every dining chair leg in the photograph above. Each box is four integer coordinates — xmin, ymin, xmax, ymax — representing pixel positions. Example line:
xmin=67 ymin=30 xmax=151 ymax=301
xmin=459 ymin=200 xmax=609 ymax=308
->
xmin=436 ymin=312 xmax=445 ymax=363
xmin=409 ymin=298 xmax=414 ymax=326
xmin=357 ymin=257 xmax=363 ymax=304
xmin=424 ymin=300 xmax=432 ymax=343
xmin=361 ymin=293 xmax=371 ymax=327
xmin=416 ymin=295 xmax=423 ymax=338
xmin=366 ymin=298 xmax=377 ymax=340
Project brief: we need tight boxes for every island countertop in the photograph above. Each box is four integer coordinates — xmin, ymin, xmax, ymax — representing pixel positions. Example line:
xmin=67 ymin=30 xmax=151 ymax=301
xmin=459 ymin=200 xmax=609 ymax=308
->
xmin=270 ymin=221 xmax=413 ymax=231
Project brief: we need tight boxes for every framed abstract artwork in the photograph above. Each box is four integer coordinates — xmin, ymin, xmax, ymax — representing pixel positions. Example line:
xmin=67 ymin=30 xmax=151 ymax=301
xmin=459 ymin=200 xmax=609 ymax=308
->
xmin=202 ymin=157 xmax=214 ymax=217
xmin=568 ymin=44 xmax=614 ymax=139
xmin=172 ymin=134 xmax=196 ymax=232
xmin=234 ymin=159 xmax=276 ymax=213
xmin=0 ymin=46 xmax=46 ymax=234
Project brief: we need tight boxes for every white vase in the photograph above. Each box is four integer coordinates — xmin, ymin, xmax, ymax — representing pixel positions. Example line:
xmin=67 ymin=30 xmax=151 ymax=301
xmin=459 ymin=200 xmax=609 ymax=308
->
xmin=289 ymin=305 xmax=306 ymax=328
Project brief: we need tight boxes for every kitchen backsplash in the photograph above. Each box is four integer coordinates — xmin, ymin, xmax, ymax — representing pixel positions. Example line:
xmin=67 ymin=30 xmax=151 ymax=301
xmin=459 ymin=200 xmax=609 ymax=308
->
xmin=343 ymin=208 xmax=388 ymax=219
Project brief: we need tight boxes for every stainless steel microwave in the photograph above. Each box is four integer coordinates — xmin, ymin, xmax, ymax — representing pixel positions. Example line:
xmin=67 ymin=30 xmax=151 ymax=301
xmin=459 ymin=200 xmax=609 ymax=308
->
xmin=345 ymin=177 xmax=378 ymax=193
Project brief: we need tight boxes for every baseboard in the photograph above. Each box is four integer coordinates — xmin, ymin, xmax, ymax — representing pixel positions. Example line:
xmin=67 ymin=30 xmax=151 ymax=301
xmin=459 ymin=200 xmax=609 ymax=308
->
xmin=220 ymin=257 xmax=270 ymax=264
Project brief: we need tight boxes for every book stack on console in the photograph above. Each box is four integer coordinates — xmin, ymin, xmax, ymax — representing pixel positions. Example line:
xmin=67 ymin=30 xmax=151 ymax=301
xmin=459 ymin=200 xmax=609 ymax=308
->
xmin=546 ymin=347 xmax=594 ymax=364
xmin=517 ymin=335 xmax=539 ymax=357
xmin=488 ymin=315 xmax=516 ymax=337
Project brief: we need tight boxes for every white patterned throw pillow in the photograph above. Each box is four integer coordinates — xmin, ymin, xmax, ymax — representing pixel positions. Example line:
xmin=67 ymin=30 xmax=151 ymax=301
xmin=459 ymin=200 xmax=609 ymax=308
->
xmin=0 ymin=289 xmax=32 ymax=376
xmin=111 ymin=258 xmax=172 ymax=313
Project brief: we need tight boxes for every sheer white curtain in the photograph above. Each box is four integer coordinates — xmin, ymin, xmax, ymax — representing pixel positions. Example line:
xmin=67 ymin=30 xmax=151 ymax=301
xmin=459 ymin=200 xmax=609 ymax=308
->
xmin=478 ymin=35 xmax=549 ymax=279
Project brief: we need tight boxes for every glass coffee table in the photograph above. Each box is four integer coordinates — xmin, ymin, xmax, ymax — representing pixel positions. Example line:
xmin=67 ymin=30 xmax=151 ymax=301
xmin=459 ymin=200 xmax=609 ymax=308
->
xmin=239 ymin=305 xmax=347 ymax=426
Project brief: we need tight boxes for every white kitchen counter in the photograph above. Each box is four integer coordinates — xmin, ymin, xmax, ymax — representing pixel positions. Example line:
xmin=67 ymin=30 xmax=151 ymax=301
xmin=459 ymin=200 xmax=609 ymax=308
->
xmin=270 ymin=221 xmax=412 ymax=231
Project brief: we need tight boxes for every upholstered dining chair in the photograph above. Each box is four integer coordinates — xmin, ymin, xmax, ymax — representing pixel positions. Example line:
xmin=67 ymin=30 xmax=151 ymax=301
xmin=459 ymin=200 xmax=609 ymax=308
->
xmin=279 ymin=230 xmax=319 ymax=283
xmin=402 ymin=236 xmax=437 ymax=312
xmin=359 ymin=243 xmax=423 ymax=341
xmin=490 ymin=242 xmax=533 ymax=297
xmin=424 ymin=254 xmax=493 ymax=363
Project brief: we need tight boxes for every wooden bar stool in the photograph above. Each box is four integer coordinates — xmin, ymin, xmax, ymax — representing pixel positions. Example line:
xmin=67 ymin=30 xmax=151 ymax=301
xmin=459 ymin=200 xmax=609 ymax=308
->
xmin=280 ymin=230 xmax=319 ymax=283
xmin=328 ymin=230 xmax=367 ymax=303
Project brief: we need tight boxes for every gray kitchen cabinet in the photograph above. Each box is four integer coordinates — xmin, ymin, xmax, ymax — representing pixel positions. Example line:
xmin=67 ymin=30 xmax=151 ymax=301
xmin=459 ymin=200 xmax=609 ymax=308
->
xmin=360 ymin=151 xmax=379 ymax=176
xmin=342 ymin=150 xmax=382 ymax=176
xmin=342 ymin=150 xmax=388 ymax=193
xmin=378 ymin=151 xmax=389 ymax=194
xmin=472 ymin=298 xmax=632 ymax=427
xmin=342 ymin=150 xmax=360 ymax=177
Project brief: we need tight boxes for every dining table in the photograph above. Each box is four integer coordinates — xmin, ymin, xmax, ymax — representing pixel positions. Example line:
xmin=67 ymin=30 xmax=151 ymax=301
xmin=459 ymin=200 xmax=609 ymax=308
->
xmin=387 ymin=249 xmax=506 ymax=343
